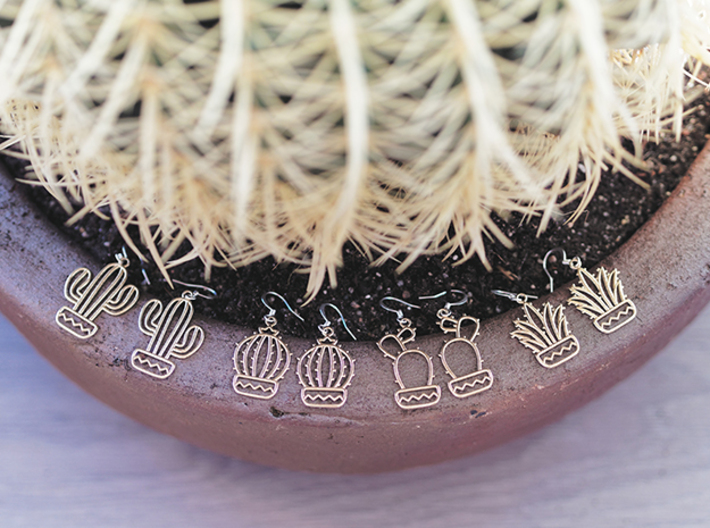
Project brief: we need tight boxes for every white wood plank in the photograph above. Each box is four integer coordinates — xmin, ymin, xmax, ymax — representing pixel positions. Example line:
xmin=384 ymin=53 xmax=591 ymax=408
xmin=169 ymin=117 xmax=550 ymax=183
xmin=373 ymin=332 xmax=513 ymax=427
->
xmin=1 ymin=305 xmax=709 ymax=528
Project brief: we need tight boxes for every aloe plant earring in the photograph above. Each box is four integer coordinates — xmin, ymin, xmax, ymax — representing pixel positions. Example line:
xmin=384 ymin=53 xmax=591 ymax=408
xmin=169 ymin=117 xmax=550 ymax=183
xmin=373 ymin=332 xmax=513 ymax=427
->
xmin=232 ymin=292 xmax=303 ymax=400
xmin=297 ymin=303 xmax=356 ymax=409
xmin=543 ymin=248 xmax=637 ymax=334
xmin=377 ymin=297 xmax=441 ymax=410
xmin=420 ymin=290 xmax=494 ymax=399
xmin=130 ymin=282 xmax=214 ymax=379
xmin=56 ymin=248 xmax=140 ymax=339
xmin=493 ymin=289 xmax=580 ymax=369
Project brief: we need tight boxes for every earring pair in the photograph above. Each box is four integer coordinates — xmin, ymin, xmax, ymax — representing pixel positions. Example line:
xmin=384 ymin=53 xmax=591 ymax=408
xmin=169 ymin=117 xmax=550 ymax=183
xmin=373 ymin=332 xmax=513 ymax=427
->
xmin=377 ymin=291 xmax=493 ymax=411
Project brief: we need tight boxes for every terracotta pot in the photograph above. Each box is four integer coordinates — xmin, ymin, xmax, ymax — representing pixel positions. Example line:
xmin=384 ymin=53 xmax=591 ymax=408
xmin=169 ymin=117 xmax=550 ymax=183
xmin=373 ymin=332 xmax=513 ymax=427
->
xmin=1 ymin=143 xmax=710 ymax=474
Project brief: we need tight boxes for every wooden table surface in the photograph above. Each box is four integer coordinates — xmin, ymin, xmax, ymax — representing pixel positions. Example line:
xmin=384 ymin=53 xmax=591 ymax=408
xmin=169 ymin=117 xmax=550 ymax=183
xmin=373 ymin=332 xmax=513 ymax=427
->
xmin=1 ymin=304 xmax=709 ymax=528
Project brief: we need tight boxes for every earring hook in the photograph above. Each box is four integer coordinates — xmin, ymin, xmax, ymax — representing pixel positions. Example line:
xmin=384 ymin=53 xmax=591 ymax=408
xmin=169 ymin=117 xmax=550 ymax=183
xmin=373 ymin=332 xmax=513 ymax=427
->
xmin=492 ymin=289 xmax=538 ymax=305
xmin=542 ymin=248 xmax=582 ymax=293
xmin=379 ymin=296 xmax=421 ymax=321
xmin=419 ymin=289 xmax=469 ymax=312
xmin=319 ymin=303 xmax=357 ymax=341
xmin=261 ymin=292 xmax=304 ymax=321
xmin=172 ymin=279 xmax=218 ymax=300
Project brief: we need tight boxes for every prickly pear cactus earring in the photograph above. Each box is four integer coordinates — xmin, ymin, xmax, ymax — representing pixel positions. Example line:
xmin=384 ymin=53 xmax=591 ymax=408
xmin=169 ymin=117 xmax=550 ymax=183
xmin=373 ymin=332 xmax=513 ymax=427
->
xmin=377 ymin=297 xmax=441 ymax=410
xmin=297 ymin=303 xmax=356 ymax=409
xmin=493 ymin=289 xmax=580 ymax=369
xmin=56 ymin=248 xmax=140 ymax=339
xmin=543 ymin=249 xmax=637 ymax=334
xmin=420 ymin=290 xmax=494 ymax=399
xmin=130 ymin=283 xmax=213 ymax=380
xmin=232 ymin=292 xmax=303 ymax=400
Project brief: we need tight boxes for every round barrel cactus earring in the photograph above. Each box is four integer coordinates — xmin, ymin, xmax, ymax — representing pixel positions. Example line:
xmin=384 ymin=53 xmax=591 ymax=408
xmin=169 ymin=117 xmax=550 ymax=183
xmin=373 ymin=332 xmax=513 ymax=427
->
xmin=543 ymin=248 xmax=637 ymax=334
xmin=130 ymin=281 xmax=214 ymax=380
xmin=56 ymin=247 xmax=140 ymax=339
xmin=377 ymin=297 xmax=441 ymax=411
xmin=232 ymin=292 xmax=303 ymax=400
xmin=493 ymin=289 xmax=580 ymax=369
xmin=297 ymin=303 xmax=356 ymax=409
xmin=420 ymin=290 xmax=494 ymax=399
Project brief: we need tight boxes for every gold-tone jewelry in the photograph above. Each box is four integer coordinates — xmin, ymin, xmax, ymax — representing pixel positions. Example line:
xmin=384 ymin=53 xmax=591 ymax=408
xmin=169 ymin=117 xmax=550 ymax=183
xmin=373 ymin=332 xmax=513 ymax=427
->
xmin=493 ymin=290 xmax=580 ymax=369
xmin=544 ymin=249 xmax=637 ymax=334
xmin=297 ymin=303 xmax=356 ymax=409
xmin=130 ymin=284 xmax=213 ymax=379
xmin=232 ymin=292 xmax=303 ymax=400
xmin=377 ymin=297 xmax=441 ymax=410
xmin=56 ymin=248 xmax=139 ymax=339
xmin=421 ymin=290 xmax=494 ymax=399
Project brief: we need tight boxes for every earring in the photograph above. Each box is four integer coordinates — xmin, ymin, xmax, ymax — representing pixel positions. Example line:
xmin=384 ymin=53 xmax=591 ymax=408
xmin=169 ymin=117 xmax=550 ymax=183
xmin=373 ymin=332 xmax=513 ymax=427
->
xmin=56 ymin=247 xmax=140 ymax=339
xmin=297 ymin=303 xmax=356 ymax=409
xmin=420 ymin=290 xmax=494 ymax=399
xmin=130 ymin=281 xmax=213 ymax=379
xmin=232 ymin=292 xmax=303 ymax=400
xmin=543 ymin=249 xmax=637 ymax=334
xmin=377 ymin=297 xmax=441 ymax=410
xmin=493 ymin=289 xmax=580 ymax=369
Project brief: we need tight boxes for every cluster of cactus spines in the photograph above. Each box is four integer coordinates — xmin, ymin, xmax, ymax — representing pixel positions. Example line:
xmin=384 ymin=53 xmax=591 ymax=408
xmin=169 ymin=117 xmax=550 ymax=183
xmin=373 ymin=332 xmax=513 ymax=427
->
xmin=1 ymin=0 xmax=709 ymax=297
xmin=131 ymin=293 xmax=204 ymax=379
xmin=56 ymin=256 xmax=139 ymax=338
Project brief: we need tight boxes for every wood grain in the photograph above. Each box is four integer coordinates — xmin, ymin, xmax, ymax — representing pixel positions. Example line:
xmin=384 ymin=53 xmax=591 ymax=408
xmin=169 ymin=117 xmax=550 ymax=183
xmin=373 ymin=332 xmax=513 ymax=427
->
xmin=1 ymin=306 xmax=709 ymax=528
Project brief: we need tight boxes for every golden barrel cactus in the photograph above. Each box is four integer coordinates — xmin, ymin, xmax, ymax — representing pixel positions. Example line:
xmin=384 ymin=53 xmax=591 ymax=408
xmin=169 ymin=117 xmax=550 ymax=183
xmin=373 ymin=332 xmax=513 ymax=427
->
xmin=0 ymin=0 xmax=709 ymax=297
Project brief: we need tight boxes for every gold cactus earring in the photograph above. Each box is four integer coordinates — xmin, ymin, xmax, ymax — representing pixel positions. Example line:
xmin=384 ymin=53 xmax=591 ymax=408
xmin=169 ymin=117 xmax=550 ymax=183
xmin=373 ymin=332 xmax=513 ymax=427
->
xmin=56 ymin=247 xmax=140 ymax=339
xmin=130 ymin=281 xmax=214 ymax=380
xmin=377 ymin=297 xmax=441 ymax=410
xmin=492 ymin=289 xmax=580 ymax=369
xmin=543 ymin=248 xmax=637 ymax=334
xmin=420 ymin=290 xmax=494 ymax=399
xmin=297 ymin=303 xmax=356 ymax=409
xmin=232 ymin=292 xmax=304 ymax=400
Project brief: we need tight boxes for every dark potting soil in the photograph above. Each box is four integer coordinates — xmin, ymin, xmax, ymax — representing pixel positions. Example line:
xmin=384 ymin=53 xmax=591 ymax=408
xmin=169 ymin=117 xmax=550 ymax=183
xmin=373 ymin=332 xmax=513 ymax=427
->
xmin=6 ymin=96 xmax=710 ymax=341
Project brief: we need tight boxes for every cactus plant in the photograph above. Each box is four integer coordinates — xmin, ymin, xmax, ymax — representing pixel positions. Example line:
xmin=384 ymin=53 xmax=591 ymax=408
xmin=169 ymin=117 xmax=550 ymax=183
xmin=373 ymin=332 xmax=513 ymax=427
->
xmin=56 ymin=253 xmax=139 ymax=339
xmin=131 ymin=292 xmax=205 ymax=379
xmin=0 ymin=1 xmax=709 ymax=298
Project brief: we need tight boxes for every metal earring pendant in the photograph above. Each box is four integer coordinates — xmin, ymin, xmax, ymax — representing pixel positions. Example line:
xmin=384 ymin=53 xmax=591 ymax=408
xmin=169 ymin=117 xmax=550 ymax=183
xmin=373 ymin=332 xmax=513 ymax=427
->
xmin=420 ymin=291 xmax=494 ymax=399
xmin=493 ymin=290 xmax=580 ymax=369
xmin=56 ymin=248 xmax=140 ymax=339
xmin=297 ymin=303 xmax=356 ymax=409
xmin=544 ymin=249 xmax=637 ymax=334
xmin=232 ymin=292 xmax=303 ymax=400
xmin=130 ymin=283 xmax=214 ymax=380
xmin=377 ymin=297 xmax=441 ymax=410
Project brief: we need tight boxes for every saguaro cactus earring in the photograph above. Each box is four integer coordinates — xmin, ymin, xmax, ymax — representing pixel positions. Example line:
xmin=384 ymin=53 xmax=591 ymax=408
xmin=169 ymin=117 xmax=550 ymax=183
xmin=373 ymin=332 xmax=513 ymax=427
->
xmin=56 ymin=248 xmax=140 ymax=339
xmin=297 ymin=303 xmax=356 ymax=409
xmin=232 ymin=292 xmax=303 ymax=400
xmin=377 ymin=297 xmax=441 ymax=410
xmin=130 ymin=283 xmax=213 ymax=380
xmin=493 ymin=289 xmax=580 ymax=369
xmin=420 ymin=290 xmax=494 ymax=399
xmin=543 ymin=248 xmax=637 ymax=334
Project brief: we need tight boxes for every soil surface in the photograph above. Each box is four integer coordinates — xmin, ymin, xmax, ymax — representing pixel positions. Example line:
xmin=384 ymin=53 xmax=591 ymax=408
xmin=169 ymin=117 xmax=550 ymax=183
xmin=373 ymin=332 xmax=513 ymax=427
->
xmin=5 ymin=96 xmax=710 ymax=341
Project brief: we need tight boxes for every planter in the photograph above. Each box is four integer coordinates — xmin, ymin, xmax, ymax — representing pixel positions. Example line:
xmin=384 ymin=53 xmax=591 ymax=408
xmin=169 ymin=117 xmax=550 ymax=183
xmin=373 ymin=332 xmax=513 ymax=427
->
xmin=1 ymin=143 xmax=710 ymax=473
